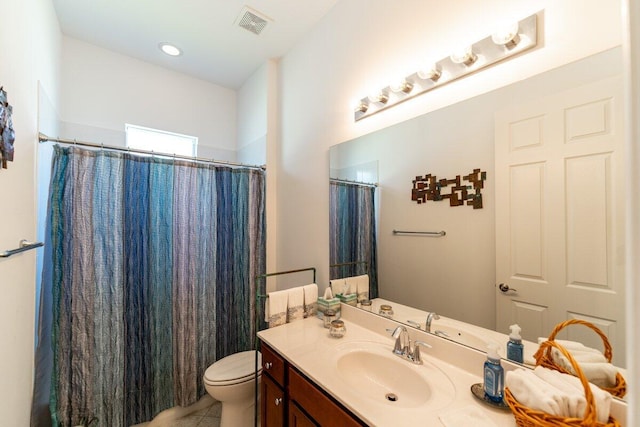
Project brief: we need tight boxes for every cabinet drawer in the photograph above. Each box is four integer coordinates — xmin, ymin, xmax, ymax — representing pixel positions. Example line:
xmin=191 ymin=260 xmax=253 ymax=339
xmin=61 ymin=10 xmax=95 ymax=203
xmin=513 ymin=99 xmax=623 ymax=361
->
xmin=261 ymin=342 xmax=286 ymax=386
xmin=289 ymin=367 xmax=364 ymax=427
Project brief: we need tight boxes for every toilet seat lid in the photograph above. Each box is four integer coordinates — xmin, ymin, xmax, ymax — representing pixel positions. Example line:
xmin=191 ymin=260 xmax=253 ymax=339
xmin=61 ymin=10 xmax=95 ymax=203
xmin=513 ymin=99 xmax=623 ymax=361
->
xmin=204 ymin=350 xmax=262 ymax=385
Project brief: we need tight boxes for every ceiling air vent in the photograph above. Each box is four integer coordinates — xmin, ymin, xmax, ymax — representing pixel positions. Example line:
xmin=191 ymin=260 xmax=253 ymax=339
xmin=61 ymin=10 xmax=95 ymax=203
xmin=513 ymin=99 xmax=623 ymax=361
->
xmin=236 ymin=6 xmax=271 ymax=35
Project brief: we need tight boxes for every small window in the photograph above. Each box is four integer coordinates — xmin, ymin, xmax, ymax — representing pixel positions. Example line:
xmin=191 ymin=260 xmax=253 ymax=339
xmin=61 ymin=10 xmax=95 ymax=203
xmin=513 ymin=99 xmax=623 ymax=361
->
xmin=125 ymin=124 xmax=198 ymax=157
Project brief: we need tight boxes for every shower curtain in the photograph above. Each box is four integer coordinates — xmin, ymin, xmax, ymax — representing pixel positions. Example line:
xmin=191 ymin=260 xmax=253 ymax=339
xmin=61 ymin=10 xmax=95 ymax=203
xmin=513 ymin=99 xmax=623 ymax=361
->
xmin=33 ymin=146 xmax=266 ymax=427
xmin=329 ymin=181 xmax=378 ymax=298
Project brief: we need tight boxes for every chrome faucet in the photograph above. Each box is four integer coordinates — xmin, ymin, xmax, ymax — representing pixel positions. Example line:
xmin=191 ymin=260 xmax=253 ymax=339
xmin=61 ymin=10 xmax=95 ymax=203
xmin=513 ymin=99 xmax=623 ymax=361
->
xmin=389 ymin=325 xmax=410 ymax=355
xmin=387 ymin=326 xmax=432 ymax=364
xmin=425 ymin=312 xmax=440 ymax=333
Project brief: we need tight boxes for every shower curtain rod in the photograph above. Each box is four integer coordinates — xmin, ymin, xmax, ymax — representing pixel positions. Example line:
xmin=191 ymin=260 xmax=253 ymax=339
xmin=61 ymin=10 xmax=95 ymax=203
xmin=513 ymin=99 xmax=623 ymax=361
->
xmin=330 ymin=177 xmax=378 ymax=187
xmin=38 ymin=133 xmax=266 ymax=170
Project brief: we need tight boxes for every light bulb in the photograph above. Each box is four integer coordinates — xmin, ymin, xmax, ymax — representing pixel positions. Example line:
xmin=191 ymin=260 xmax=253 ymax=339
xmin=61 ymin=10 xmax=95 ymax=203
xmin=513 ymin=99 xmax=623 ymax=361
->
xmin=354 ymin=101 xmax=369 ymax=114
xmin=390 ymin=80 xmax=414 ymax=94
xmin=368 ymin=92 xmax=389 ymax=104
xmin=450 ymin=46 xmax=477 ymax=66
xmin=417 ymin=67 xmax=442 ymax=82
xmin=492 ymin=23 xmax=520 ymax=49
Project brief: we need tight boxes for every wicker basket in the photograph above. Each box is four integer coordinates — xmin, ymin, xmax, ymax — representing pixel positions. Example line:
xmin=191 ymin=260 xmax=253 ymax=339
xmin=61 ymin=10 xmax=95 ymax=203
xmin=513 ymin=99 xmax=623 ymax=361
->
xmin=533 ymin=319 xmax=626 ymax=398
xmin=505 ymin=340 xmax=620 ymax=427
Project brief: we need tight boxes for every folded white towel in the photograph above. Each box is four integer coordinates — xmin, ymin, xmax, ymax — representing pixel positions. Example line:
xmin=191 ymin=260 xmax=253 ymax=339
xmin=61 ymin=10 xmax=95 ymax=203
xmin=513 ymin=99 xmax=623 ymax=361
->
xmin=572 ymin=362 xmax=618 ymax=389
xmin=265 ymin=289 xmax=289 ymax=328
xmin=303 ymin=283 xmax=318 ymax=318
xmin=330 ymin=278 xmax=348 ymax=296
xmin=354 ymin=274 xmax=369 ymax=301
xmin=537 ymin=338 xmax=605 ymax=357
xmin=534 ymin=366 xmax=587 ymax=419
xmin=439 ymin=405 xmax=497 ymax=427
xmin=286 ymin=287 xmax=305 ymax=322
xmin=537 ymin=338 xmax=617 ymax=387
xmin=556 ymin=365 xmax=612 ymax=424
xmin=506 ymin=369 xmax=565 ymax=416
xmin=344 ymin=276 xmax=358 ymax=295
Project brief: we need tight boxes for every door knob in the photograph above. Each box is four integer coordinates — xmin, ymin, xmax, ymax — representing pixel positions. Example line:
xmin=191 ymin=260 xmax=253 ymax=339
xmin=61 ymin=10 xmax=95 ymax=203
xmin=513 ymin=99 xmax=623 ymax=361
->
xmin=265 ymin=362 xmax=272 ymax=369
xmin=274 ymin=397 xmax=282 ymax=406
xmin=499 ymin=283 xmax=517 ymax=293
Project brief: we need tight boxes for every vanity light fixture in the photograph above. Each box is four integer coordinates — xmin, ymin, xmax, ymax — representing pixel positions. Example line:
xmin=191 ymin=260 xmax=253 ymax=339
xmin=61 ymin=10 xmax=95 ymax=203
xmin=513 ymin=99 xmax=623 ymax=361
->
xmin=417 ymin=67 xmax=442 ymax=82
xmin=354 ymin=12 xmax=539 ymax=121
xmin=450 ymin=46 xmax=478 ymax=66
xmin=390 ymin=79 xmax=414 ymax=94
xmin=354 ymin=101 xmax=369 ymax=114
xmin=492 ymin=23 xmax=521 ymax=49
xmin=159 ymin=42 xmax=182 ymax=57
xmin=370 ymin=92 xmax=390 ymax=104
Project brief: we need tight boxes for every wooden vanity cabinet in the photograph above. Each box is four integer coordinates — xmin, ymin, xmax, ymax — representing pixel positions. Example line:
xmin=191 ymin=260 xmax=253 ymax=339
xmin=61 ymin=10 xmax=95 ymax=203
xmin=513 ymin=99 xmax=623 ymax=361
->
xmin=288 ymin=402 xmax=316 ymax=427
xmin=260 ymin=341 xmax=365 ymax=427
xmin=261 ymin=343 xmax=287 ymax=426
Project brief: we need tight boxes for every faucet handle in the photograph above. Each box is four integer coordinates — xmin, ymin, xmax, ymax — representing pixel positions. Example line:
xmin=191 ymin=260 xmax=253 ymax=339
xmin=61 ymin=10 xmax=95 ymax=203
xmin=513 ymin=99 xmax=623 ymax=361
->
xmin=412 ymin=340 xmax=433 ymax=364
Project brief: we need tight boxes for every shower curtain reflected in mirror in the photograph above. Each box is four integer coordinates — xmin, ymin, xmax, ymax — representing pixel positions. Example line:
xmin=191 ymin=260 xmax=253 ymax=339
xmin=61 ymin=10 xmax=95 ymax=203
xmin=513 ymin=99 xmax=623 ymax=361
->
xmin=329 ymin=181 xmax=378 ymax=298
xmin=32 ymin=146 xmax=266 ymax=427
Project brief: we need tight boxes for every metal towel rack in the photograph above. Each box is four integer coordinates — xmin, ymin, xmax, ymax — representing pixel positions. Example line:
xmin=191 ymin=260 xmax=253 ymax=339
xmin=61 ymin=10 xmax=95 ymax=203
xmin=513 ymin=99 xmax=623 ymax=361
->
xmin=392 ymin=229 xmax=446 ymax=237
xmin=0 ymin=240 xmax=44 ymax=258
xmin=253 ymin=266 xmax=316 ymax=427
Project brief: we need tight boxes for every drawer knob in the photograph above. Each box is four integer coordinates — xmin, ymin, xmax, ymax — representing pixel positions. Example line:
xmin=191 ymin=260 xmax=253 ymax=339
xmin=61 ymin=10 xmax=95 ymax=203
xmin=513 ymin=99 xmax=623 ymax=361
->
xmin=265 ymin=362 xmax=273 ymax=369
xmin=274 ymin=398 xmax=282 ymax=406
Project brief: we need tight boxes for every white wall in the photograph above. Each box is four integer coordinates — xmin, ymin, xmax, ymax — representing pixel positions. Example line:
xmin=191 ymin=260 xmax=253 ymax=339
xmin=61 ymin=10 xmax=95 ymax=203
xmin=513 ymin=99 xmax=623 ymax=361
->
xmin=276 ymin=0 xmax=622 ymax=300
xmin=238 ymin=59 xmax=280 ymax=288
xmin=237 ymin=63 xmax=267 ymax=166
xmin=60 ymin=36 xmax=237 ymax=160
xmin=0 ymin=0 xmax=61 ymax=424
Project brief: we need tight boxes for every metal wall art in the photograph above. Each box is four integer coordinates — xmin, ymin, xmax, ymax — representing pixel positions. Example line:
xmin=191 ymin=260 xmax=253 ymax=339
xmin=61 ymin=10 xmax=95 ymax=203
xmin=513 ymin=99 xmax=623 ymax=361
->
xmin=411 ymin=168 xmax=487 ymax=209
xmin=0 ymin=86 xmax=15 ymax=169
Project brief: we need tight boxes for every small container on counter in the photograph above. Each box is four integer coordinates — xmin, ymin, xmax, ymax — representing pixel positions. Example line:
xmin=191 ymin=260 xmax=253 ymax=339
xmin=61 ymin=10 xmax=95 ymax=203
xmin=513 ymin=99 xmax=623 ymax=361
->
xmin=360 ymin=299 xmax=372 ymax=311
xmin=323 ymin=309 xmax=337 ymax=328
xmin=329 ymin=319 xmax=346 ymax=338
xmin=379 ymin=304 xmax=394 ymax=318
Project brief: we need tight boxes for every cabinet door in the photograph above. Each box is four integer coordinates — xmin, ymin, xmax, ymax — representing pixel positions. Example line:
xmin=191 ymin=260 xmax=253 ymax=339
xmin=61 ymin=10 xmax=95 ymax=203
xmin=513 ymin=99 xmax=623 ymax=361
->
xmin=289 ymin=367 xmax=364 ymax=427
xmin=289 ymin=401 xmax=317 ymax=427
xmin=261 ymin=374 xmax=285 ymax=427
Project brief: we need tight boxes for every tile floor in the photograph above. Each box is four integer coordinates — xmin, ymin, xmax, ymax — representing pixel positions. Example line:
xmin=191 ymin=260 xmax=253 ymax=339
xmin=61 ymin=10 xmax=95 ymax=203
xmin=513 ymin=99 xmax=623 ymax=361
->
xmin=165 ymin=401 xmax=222 ymax=427
xmin=133 ymin=400 xmax=223 ymax=427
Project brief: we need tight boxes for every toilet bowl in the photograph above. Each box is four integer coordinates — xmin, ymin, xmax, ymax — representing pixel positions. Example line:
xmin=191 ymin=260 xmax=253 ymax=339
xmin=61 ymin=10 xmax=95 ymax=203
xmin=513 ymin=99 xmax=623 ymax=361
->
xmin=203 ymin=350 xmax=262 ymax=427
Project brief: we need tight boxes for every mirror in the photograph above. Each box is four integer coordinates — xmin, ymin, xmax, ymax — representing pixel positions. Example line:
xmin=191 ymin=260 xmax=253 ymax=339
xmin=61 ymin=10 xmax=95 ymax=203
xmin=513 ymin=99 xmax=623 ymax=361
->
xmin=329 ymin=47 xmax=627 ymax=372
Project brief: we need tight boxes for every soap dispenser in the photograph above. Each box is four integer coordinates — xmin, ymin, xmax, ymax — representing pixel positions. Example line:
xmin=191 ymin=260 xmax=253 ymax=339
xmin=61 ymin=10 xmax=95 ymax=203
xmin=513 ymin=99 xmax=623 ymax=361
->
xmin=507 ymin=324 xmax=524 ymax=363
xmin=483 ymin=342 xmax=504 ymax=403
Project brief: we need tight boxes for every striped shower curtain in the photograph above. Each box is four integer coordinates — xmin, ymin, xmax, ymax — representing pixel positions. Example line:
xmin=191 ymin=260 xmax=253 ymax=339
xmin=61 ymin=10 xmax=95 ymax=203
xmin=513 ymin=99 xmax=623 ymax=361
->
xmin=329 ymin=181 xmax=378 ymax=298
xmin=40 ymin=146 xmax=265 ymax=426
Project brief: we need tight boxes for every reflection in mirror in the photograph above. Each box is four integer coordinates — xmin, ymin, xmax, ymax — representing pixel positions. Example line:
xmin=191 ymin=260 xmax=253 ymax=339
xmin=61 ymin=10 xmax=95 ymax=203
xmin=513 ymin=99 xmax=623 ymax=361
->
xmin=329 ymin=47 xmax=627 ymax=379
xmin=328 ymin=177 xmax=379 ymax=299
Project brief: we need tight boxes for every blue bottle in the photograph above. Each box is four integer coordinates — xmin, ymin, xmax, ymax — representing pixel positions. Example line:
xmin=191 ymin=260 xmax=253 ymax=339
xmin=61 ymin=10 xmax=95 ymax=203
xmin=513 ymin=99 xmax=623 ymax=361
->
xmin=507 ymin=324 xmax=524 ymax=363
xmin=484 ymin=342 xmax=504 ymax=402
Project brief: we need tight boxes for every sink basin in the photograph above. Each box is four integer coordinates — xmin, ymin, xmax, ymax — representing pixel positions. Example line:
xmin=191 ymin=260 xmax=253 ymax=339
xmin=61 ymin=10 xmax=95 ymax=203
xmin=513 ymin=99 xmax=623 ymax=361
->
xmin=332 ymin=341 xmax=455 ymax=410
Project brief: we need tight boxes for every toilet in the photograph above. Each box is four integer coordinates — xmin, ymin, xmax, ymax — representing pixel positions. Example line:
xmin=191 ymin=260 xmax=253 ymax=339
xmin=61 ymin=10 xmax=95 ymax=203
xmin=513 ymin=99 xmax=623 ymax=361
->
xmin=203 ymin=350 xmax=262 ymax=427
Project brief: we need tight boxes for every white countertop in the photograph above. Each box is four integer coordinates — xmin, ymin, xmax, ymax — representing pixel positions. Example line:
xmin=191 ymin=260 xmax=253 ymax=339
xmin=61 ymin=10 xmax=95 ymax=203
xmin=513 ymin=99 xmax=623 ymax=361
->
xmin=258 ymin=304 xmax=519 ymax=427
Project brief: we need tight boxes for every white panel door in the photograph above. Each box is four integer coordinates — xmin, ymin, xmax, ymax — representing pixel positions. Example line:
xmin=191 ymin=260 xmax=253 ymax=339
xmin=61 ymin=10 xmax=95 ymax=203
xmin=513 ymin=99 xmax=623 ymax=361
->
xmin=495 ymin=77 xmax=626 ymax=366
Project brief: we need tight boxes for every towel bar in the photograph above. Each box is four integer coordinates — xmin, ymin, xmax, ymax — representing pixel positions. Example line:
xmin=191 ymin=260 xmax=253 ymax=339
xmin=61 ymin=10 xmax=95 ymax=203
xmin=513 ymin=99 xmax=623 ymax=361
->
xmin=392 ymin=230 xmax=446 ymax=237
xmin=0 ymin=240 xmax=44 ymax=258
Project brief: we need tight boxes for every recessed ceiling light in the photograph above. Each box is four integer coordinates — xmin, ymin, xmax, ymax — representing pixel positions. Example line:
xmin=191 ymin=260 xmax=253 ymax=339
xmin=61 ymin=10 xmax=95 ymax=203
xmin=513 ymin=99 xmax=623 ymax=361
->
xmin=159 ymin=42 xmax=182 ymax=57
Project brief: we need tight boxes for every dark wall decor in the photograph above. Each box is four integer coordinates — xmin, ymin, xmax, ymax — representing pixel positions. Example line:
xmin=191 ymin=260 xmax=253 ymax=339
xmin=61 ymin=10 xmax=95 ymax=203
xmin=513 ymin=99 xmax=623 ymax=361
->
xmin=0 ymin=86 xmax=16 ymax=169
xmin=411 ymin=168 xmax=486 ymax=209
